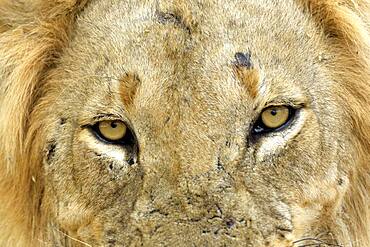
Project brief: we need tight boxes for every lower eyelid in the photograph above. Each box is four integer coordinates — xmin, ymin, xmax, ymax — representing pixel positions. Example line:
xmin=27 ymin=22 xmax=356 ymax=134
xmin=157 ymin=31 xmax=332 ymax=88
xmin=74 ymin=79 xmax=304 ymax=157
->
xmin=80 ymin=128 xmax=133 ymax=157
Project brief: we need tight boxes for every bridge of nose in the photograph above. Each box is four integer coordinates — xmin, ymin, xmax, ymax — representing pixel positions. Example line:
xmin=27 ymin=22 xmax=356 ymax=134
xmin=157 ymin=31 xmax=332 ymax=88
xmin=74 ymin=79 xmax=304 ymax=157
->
xmin=137 ymin=94 xmax=228 ymax=195
xmin=130 ymin=69 xmax=253 ymax=227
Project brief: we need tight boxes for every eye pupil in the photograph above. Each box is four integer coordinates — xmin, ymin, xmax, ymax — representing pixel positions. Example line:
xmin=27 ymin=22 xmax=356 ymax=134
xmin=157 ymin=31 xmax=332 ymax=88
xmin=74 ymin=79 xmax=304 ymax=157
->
xmin=270 ymin=109 xmax=277 ymax=116
xmin=111 ymin=122 xmax=118 ymax=128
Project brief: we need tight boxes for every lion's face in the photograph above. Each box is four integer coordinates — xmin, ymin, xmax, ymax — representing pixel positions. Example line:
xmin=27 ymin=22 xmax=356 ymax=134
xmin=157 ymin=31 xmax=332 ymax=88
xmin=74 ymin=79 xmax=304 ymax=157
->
xmin=2 ymin=0 xmax=369 ymax=246
xmin=36 ymin=1 xmax=355 ymax=246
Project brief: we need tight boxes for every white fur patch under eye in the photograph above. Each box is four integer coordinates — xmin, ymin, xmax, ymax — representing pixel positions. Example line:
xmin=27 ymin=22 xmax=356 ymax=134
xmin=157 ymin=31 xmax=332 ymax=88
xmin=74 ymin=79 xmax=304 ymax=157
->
xmin=256 ymin=109 xmax=308 ymax=162
xmin=79 ymin=129 xmax=130 ymax=162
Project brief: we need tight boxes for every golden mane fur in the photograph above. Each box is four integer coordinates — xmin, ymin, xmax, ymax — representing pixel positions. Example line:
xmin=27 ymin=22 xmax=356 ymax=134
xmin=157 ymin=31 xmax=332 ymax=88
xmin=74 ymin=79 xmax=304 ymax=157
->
xmin=0 ymin=0 xmax=369 ymax=246
xmin=0 ymin=1 xmax=88 ymax=245
xmin=297 ymin=1 xmax=370 ymax=245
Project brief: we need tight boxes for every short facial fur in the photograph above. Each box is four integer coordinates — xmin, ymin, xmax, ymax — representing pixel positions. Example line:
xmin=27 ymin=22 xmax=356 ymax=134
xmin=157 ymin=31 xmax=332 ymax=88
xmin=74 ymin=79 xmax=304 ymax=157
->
xmin=0 ymin=0 xmax=369 ymax=246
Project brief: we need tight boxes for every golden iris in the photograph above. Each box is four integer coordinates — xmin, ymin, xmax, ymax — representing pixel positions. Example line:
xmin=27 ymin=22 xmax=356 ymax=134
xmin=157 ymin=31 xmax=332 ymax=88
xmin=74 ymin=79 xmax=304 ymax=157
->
xmin=261 ymin=106 xmax=290 ymax=129
xmin=98 ymin=121 xmax=127 ymax=141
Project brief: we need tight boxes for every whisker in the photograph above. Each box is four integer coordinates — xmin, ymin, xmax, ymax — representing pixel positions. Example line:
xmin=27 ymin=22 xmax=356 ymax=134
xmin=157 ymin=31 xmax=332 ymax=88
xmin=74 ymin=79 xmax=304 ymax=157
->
xmin=55 ymin=228 xmax=93 ymax=247
xmin=293 ymin=236 xmax=343 ymax=247
xmin=293 ymin=237 xmax=325 ymax=243
xmin=297 ymin=244 xmax=342 ymax=247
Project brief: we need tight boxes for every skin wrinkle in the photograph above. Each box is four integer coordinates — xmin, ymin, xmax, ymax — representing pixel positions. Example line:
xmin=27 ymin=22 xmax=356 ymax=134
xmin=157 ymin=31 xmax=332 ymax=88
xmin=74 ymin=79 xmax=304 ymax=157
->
xmin=0 ymin=0 xmax=369 ymax=246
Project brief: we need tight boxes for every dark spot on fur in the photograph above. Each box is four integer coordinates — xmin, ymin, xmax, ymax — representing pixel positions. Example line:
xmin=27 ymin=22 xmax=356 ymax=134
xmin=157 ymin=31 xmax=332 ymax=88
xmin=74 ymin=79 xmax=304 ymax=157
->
xmin=106 ymin=229 xmax=117 ymax=246
xmin=106 ymin=229 xmax=116 ymax=235
xmin=225 ymin=140 xmax=231 ymax=147
xmin=216 ymin=157 xmax=224 ymax=171
xmin=107 ymin=239 xmax=116 ymax=246
xmin=165 ymin=116 xmax=171 ymax=124
xmin=37 ymin=187 xmax=45 ymax=211
xmin=156 ymin=11 xmax=191 ymax=34
xmin=157 ymin=11 xmax=180 ymax=25
xmin=60 ymin=118 xmax=66 ymax=125
xmin=276 ymin=226 xmax=293 ymax=233
xmin=108 ymin=163 xmax=114 ymax=170
xmin=226 ymin=219 xmax=235 ymax=229
xmin=338 ymin=178 xmax=344 ymax=186
xmin=234 ymin=52 xmax=253 ymax=69
xmin=127 ymin=157 xmax=135 ymax=166
xmin=46 ymin=142 xmax=57 ymax=163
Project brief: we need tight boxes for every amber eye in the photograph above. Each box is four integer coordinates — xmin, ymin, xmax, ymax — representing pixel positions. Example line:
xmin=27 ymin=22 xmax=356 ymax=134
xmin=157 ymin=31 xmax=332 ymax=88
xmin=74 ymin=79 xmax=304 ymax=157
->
xmin=261 ymin=106 xmax=290 ymax=128
xmin=253 ymin=106 xmax=294 ymax=134
xmin=97 ymin=120 xmax=127 ymax=142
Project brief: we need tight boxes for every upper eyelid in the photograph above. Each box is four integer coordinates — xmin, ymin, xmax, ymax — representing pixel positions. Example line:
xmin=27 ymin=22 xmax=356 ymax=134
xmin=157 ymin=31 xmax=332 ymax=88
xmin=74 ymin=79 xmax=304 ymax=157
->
xmin=92 ymin=114 xmax=122 ymax=123
xmin=263 ymin=101 xmax=306 ymax=109
xmin=79 ymin=113 xmax=127 ymax=127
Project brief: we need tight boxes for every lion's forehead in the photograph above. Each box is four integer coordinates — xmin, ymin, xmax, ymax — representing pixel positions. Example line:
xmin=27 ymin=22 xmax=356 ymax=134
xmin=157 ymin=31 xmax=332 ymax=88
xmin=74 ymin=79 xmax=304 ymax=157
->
xmin=67 ymin=0 xmax=322 ymax=103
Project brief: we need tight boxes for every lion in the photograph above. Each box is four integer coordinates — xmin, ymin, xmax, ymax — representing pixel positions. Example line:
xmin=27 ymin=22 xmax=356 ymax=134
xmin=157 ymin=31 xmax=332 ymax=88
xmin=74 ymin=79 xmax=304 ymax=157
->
xmin=0 ymin=0 xmax=369 ymax=246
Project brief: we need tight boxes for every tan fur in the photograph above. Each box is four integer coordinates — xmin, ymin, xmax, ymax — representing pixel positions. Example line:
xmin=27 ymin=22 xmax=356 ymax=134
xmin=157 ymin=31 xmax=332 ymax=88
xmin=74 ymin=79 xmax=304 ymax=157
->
xmin=234 ymin=66 xmax=260 ymax=99
xmin=0 ymin=0 xmax=369 ymax=246
xmin=119 ymin=73 xmax=141 ymax=109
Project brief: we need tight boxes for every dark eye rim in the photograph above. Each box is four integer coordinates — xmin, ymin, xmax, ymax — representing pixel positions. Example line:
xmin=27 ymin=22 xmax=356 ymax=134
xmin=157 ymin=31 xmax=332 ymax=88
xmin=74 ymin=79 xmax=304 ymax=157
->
xmin=251 ymin=106 xmax=297 ymax=135
xmin=90 ymin=121 xmax=136 ymax=146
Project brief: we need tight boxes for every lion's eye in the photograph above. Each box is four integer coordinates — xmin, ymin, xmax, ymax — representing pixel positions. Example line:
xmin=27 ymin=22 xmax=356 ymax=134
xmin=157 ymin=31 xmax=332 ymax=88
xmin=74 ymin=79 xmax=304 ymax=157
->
xmin=98 ymin=121 xmax=127 ymax=141
xmin=253 ymin=106 xmax=294 ymax=134
xmin=261 ymin=106 xmax=289 ymax=128
xmin=94 ymin=121 xmax=128 ymax=142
